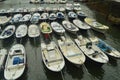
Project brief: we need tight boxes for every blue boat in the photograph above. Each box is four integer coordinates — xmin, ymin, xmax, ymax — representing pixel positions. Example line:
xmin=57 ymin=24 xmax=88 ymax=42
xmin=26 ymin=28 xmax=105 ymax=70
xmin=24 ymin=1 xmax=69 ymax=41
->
xmin=97 ymin=39 xmax=120 ymax=58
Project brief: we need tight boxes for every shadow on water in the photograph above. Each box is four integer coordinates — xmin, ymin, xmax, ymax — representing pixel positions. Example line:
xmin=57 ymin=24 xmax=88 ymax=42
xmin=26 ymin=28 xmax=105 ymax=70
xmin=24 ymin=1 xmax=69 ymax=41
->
xmin=85 ymin=63 xmax=105 ymax=80
xmin=42 ymin=62 xmax=63 ymax=80
xmin=29 ymin=37 xmax=41 ymax=47
xmin=16 ymin=36 xmax=28 ymax=45
xmin=65 ymin=61 xmax=84 ymax=80
xmin=108 ymin=58 xmax=118 ymax=67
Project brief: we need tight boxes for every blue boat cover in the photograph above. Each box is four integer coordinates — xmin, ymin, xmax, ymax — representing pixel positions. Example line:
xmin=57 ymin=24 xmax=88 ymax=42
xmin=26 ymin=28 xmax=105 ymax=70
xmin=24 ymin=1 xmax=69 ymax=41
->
xmin=13 ymin=57 xmax=24 ymax=65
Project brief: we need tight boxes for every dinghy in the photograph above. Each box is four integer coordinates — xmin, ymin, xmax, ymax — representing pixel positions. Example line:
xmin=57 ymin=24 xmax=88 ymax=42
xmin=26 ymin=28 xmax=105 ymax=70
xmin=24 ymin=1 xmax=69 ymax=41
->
xmin=68 ymin=11 xmax=78 ymax=19
xmin=0 ymin=16 xmax=11 ymax=25
xmin=65 ymin=3 xmax=73 ymax=11
xmin=0 ymin=25 xmax=15 ymax=39
xmin=60 ymin=0 xmax=67 ymax=3
xmin=74 ymin=36 xmax=109 ymax=65
xmin=15 ymin=24 xmax=27 ymax=38
xmin=40 ymin=12 xmax=49 ymax=21
xmin=56 ymin=12 xmax=65 ymax=20
xmin=73 ymin=19 xmax=91 ymax=30
xmin=51 ymin=22 xmax=65 ymax=35
xmin=19 ymin=14 xmax=32 ymax=23
xmin=58 ymin=38 xmax=86 ymax=66
xmin=84 ymin=18 xmax=109 ymax=33
xmin=40 ymin=22 xmax=52 ymax=34
xmin=73 ymin=3 xmax=81 ymax=11
xmin=58 ymin=7 xmax=65 ymax=12
xmin=0 ymin=49 xmax=7 ymax=70
xmin=28 ymin=24 xmax=40 ymax=38
xmin=49 ymin=13 xmax=57 ymax=21
xmin=62 ymin=20 xmax=79 ymax=34
xmin=4 ymin=44 xmax=26 ymax=80
xmin=10 ymin=14 xmax=23 ymax=23
xmin=41 ymin=41 xmax=65 ymax=72
xmin=30 ymin=13 xmax=40 ymax=23
xmin=96 ymin=39 xmax=120 ymax=59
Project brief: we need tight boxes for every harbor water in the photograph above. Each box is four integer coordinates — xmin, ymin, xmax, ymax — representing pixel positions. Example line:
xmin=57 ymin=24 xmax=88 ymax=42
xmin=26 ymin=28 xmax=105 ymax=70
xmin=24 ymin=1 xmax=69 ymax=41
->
xmin=0 ymin=0 xmax=120 ymax=80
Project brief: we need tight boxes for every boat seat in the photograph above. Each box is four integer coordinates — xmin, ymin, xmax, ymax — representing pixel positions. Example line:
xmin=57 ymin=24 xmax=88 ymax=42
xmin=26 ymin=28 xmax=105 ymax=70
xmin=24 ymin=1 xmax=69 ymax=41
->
xmin=7 ymin=63 xmax=24 ymax=70
xmin=67 ymin=53 xmax=81 ymax=57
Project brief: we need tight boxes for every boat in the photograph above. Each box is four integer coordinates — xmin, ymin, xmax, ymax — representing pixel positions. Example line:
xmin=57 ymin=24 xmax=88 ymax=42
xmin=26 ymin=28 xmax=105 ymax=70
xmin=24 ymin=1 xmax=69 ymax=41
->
xmin=84 ymin=18 xmax=109 ymax=33
xmin=56 ymin=12 xmax=65 ymax=20
xmin=19 ymin=14 xmax=32 ymax=23
xmin=73 ymin=3 xmax=81 ymax=11
xmin=30 ymin=13 xmax=40 ymax=23
xmin=60 ymin=0 xmax=67 ymax=3
xmin=28 ymin=24 xmax=40 ymax=38
xmin=96 ymin=39 xmax=120 ymax=59
xmin=65 ymin=3 xmax=73 ymax=11
xmin=0 ymin=25 xmax=15 ymax=39
xmin=62 ymin=20 xmax=79 ymax=34
xmin=10 ymin=14 xmax=23 ymax=23
xmin=73 ymin=19 xmax=91 ymax=30
xmin=68 ymin=11 xmax=78 ymax=19
xmin=58 ymin=7 xmax=65 ymax=12
xmin=74 ymin=35 xmax=109 ymax=65
xmin=40 ymin=22 xmax=52 ymax=34
xmin=58 ymin=37 xmax=86 ymax=66
xmin=0 ymin=49 xmax=7 ymax=70
xmin=0 ymin=9 xmax=7 ymax=14
xmin=41 ymin=41 xmax=65 ymax=72
xmin=77 ymin=11 xmax=87 ymax=21
xmin=40 ymin=12 xmax=49 ymax=21
xmin=49 ymin=13 xmax=57 ymax=21
xmin=51 ymin=22 xmax=65 ymax=35
xmin=0 ymin=16 xmax=11 ymax=25
xmin=7 ymin=8 xmax=15 ymax=13
xmin=30 ymin=0 xmax=40 ymax=4
xmin=38 ymin=7 xmax=45 ymax=12
xmin=4 ymin=44 xmax=26 ymax=80
xmin=15 ymin=24 xmax=28 ymax=38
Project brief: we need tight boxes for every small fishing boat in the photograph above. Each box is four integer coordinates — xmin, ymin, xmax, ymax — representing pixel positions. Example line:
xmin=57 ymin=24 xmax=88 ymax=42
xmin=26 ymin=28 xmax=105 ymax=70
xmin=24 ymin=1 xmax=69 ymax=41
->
xmin=74 ymin=36 xmax=109 ymax=65
xmin=0 ymin=16 xmax=11 ymax=25
xmin=0 ymin=25 xmax=15 ymax=39
xmin=51 ymin=22 xmax=65 ymax=35
xmin=58 ymin=38 xmax=86 ymax=66
xmin=49 ymin=13 xmax=57 ymax=21
xmin=60 ymin=0 xmax=67 ymax=3
xmin=77 ymin=11 xmax=87 ymax=21
xmin=56 ymin=12 xmax=65 ymax=20
xmin=62 ymin=20 xmax=79 ymax=34
xmin=40 ymin=12 xmax=49 ymax=21
xmin=40 ymin=22 xmax=52 ymax=34
xmin=68 ymin=11 xmax=78 ymax=19
xmin=10 ymin=14 xmax=23 ymax=23
xmin=84 ymin=18 xmax=109 ymax=33
xmin=28 ymin=24 xmax=40 ymax=38
xmin=7 ymin=8 xmax=15 ymax=13
xmin=30 ymin=13 xmax=40 ymax=23
xmin=0 ymin=9 xmax=7 ymax=14
xmin=19 ymin=14 xmax=32 ymax=23
xmin=4 ymin=44 xmax=26 ymax=80
xmin=41 ymin=41 xmax=65 ymax=72
xmin=38 ymin=7 xmax=45 ymax=12
xmin=73 ymin=3 xmax=81 ymax=11
xmin=30 ymin=0 xmax=40 ymax=4
xmin=73 ymin=19 xmax=91 ymax=30
xmin=0 ymin=49 xmax=7 ymax=70
xmin=65 ymin=3 xmax=73 ymax=11
xmin=15 ymin=24 xmax=27 ymax=38
xmin=96 ymin=39 xmax=120 ymax=59
xmin=58 ymin=7 xmax=65 ymax=12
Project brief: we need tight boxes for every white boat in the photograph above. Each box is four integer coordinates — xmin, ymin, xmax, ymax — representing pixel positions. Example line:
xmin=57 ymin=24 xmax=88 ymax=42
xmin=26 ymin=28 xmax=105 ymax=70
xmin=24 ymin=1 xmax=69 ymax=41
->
xmin=68 ymin=11 xmax=78 ymax=19
xmin=0 ymin=49 xmax=7 ymax=70
xmin=73 ymin=19 xmax=91 ymax=30
xmin=56 ymin=12 xmax=65 ymax=20
xmin=58 ymin=7 xmax=65 ymax=12
xmin=96 ymin=39 xmax=120 ymax=59
xmin=38 ymin=7 xmax=45 ymax=12
xmin=15 ymin=24 xmax=27 ymax=38
xmin=7 ymin=8 xmax=15 ymax=13
xmin=77 ymin=11 xmax=87 ymax=21
xmin=73 ymin=3 xmax=81 ymax=11
xmin=65 ymin=3 xmax=73 ymax=11
xmin=49 ymin=13 xmax=57 ymax=21
xmin=10 ymin=14 xmax=23 ymax=23
xmin=74 ymin=36 xmax=109 ymax=65
xmin=0 ymin=25 xmax=15 ymax=39
xmin=30 ymin=13 xmax=40 ymax=23
xmin=41 ymin=41 xmax=65 ymax=72
xmin=28 ymin=24 xmax=40 ymax=38
xmin=58 ymin=38 xmax=86 ymax=65
xmin=0 ymin=16 xmax=11 ymax=25
xmin=60 ymin=0 xmax=67 ymax=3
xmin=30 ymin=0 xmax=40 ymax=4
xmin=51 ymin=22 xmax=65 ymax=35
xmin=19 ymin=14 xmax=32 ymax=22
xmin=62 ymin=20 xmax=79 ymax=34
xmin=40 ymin=12 xmax=49 ymax=20
xmin=84 ymin=18 xmax=109 ymax=33
xmin=4 ymin=44 xmax=26 ymax=80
